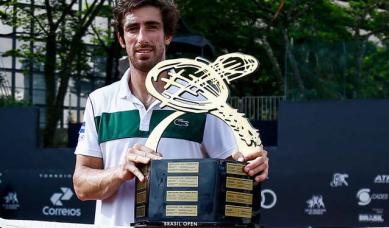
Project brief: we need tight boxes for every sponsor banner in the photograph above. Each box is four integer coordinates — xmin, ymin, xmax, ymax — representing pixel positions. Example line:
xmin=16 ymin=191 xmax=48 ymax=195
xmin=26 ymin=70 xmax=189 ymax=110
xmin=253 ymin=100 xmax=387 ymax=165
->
xmin=42 ymin=206 xmax=81 ymax=217
xmin=41 ymin=187 xmax=81 ymax=217
xmin=374 ymin=175 xmax=389 ymax=184
xmin=1 ymin=168 xmax=388 ymax=226
xmin=0 ymin=169 xmax=94 ymax=223
xmin=358 ymin=208 xmax=385 ymax=223
xmin=2 ymin=192 xmax=20 ymax=210
xmin=305 ymin=195 xmax=327 ymax=215
xmin=261 ymin=189 xmax=277 ymax=209
xmin=357 ymin=188 xmax=389 ymax=206
xmin=330 ymin=173 xmax=349 ymax=187
xmin=359 ymin=213 xmax=384 ymax=223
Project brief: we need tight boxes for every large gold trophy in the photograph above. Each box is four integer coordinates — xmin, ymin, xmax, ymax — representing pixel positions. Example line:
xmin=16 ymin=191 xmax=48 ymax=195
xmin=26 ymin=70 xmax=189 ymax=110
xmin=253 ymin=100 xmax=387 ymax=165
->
xmin=134 ymin=53 xmax=262 ymax=227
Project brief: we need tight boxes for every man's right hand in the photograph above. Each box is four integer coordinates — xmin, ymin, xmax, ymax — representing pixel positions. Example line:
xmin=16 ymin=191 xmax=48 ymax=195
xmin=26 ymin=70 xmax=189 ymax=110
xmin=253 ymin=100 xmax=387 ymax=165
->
xmin=121 ymin=143 xmax=162 ymax=182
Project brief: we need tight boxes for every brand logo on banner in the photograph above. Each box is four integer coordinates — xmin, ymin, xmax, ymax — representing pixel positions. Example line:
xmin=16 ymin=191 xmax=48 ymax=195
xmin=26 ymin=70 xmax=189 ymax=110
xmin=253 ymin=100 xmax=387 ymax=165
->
xmin=330 ymin=173 xmax=349 ymax=187
xmin=374 ymin=175 xmax=389 ymax=184
xmin=357 ymin=188 xmax=389 ymax=206
xmin=359 ymin=213 xmax=384 ymax=223
xmin=305 ymin=195 xmax=326 ymax=215
xmin=50 ymin=187 xmax=73 ymax=206
xmin=261 ymin=189 xmax=277 ymax=209
xmin=2 ymin=192 xmax=20 ymax=210
xmin=42 ymin=187 xmax=81 ymax=217
xmin=357 ymin=189 xmax=371 ymax=205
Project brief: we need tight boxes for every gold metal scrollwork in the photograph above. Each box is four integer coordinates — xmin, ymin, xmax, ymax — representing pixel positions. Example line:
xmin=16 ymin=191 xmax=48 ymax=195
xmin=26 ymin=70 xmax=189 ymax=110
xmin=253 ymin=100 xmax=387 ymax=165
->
xmin=145 ymin=53 xmax=262 ymax=156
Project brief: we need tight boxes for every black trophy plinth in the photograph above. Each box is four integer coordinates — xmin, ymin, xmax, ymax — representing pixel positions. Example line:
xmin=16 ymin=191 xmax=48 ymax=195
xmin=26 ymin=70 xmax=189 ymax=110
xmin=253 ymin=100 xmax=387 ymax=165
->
xmin=134 ymin=159 xmax=260 ymax=227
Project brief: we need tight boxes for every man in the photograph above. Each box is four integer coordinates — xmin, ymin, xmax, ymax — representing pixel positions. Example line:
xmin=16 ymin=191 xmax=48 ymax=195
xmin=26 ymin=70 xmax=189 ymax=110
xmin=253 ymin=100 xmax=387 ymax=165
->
xmin=73 ymin=0 xmax=269 ymax=226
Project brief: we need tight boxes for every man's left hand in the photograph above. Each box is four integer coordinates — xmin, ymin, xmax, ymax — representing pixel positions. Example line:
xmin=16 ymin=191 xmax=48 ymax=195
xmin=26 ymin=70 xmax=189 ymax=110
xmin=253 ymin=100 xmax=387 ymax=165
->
xmin=232 ymin=146 xmax=269 ymax=183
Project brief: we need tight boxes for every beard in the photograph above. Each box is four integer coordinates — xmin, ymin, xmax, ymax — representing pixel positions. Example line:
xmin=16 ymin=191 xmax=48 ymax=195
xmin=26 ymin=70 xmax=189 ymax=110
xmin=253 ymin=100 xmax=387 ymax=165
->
xmin=130 ymin=56 xmax=160 ymax=73
xmin=129 ymin=43 xmax=166 ymax=73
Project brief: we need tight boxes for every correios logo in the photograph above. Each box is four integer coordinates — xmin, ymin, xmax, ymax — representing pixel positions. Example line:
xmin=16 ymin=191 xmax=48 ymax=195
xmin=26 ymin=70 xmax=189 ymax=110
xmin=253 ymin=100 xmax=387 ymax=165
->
xmin=42 ymin=187 xmax=81 ymax=217
xmin=50 ymin=187 xmax=73 ymax=206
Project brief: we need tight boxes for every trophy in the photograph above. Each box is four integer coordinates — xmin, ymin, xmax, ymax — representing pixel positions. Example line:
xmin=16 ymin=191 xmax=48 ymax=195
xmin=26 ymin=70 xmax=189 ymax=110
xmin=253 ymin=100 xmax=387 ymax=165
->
xmin=134 ymin=53 xmax=262 ymax=227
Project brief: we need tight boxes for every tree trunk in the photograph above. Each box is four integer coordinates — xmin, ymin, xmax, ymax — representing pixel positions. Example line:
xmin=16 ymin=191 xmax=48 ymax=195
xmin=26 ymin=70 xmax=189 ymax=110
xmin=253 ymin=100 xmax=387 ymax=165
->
xmin=43 ymin=33 xmax=57 ymax=147
xmin=355 ymin=38 xmax=367 ymax=98
xmin=105 ymin=43 xmax=118 ymax=85
xmin=261 ymin=36 xmax=284 ymax=83
xmin=43 ymin=0 xmax=105 ymax=147
xmin=282 ymin=29 xmax=305 ymax=98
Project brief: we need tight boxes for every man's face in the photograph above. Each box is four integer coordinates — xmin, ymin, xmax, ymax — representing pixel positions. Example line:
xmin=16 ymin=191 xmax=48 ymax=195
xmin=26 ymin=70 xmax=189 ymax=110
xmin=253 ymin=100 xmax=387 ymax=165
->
xmin=118 ymin=6 xmax=172 ymax=73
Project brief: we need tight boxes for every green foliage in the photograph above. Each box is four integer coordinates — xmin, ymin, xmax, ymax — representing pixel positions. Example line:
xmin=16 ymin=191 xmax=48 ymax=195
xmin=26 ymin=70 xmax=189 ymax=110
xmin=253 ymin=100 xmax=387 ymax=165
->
xmin=0 ymin=96 xmax=31 ymax=107
xmin=176 ymin=0 xmax=389 ymax=100
xmin=360 ymin=43 xmax=389 ymax=98
xmin=1 ymin=0 xmax=107 ymax=146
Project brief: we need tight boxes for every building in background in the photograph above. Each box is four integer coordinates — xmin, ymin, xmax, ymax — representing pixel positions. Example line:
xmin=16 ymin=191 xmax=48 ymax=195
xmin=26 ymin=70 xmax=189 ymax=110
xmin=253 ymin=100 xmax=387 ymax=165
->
xmin=0 ymin=1 xmax=282 ymax=148
xmin=0 ymin=1 xmax=222 ymax=129
xmin=0 ymin=0 xmax=113 ymax=128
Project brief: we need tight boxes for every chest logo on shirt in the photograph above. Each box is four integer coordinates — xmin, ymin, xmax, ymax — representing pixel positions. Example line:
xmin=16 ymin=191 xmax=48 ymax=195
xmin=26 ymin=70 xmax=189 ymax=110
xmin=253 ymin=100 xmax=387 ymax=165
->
xmin=173 ymin=118 xmax=189 ymax=127
xmin=78 ymin=122 xmax=86 ymax=141
xmin=79 ymin=122 xmax=85 ymax=134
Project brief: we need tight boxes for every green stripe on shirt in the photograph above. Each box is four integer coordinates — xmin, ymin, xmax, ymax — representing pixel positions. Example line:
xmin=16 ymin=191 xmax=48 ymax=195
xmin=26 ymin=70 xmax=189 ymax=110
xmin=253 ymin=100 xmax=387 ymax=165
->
xmin=95 ymin=110 xmax=206 ymax=144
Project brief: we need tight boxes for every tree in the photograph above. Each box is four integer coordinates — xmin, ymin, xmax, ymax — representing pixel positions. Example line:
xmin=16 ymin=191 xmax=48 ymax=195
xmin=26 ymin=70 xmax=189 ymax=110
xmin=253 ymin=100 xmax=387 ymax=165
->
xmin=175 ymin=0 xmax=389 ymax=100
xmin=341 ymin=0 xmax=389 ymax=97
xmin=1 ymin=0 xmax=106 ymax=146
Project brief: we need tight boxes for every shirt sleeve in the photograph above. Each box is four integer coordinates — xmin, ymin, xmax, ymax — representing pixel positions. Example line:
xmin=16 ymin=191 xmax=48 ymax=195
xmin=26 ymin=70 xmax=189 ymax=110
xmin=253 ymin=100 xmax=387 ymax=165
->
xmin=202 ymin=114 xmax=237 ymax=159
xmin=74 ymin=97 xmax=102 ymax=158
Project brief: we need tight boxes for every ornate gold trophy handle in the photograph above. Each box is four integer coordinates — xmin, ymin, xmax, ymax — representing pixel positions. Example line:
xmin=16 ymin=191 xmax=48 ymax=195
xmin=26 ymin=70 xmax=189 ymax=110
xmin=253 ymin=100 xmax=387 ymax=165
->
xmin=145 ymin=53 xmax=262 ymax=155
xmin=145 ymin=111 xmax=186 ymax=152
xmin=210 ymin=104 xmax=261 ymax=155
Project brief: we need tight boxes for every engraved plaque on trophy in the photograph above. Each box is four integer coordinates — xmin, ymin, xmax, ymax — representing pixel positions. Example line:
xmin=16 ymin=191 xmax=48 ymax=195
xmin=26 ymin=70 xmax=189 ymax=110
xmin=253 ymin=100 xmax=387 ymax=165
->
xmin=134 ymin=53 xmax=262 ymax=227
xmin=135 ymin=159 xmax=260 ymax=227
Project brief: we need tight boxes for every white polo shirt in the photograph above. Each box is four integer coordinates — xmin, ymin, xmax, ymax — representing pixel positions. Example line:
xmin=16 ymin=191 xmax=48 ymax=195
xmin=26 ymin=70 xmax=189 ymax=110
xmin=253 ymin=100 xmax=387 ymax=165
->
xmin=75 ymin=70 xmax=236 ymax=226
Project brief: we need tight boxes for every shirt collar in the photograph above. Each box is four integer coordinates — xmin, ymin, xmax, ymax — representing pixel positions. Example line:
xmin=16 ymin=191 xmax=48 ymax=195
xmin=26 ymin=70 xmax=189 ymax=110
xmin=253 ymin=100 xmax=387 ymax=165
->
xmin=117 ymin=68 xmax=163 ymax=110
xmin=118 ymin=68 xmax=132 ymax=99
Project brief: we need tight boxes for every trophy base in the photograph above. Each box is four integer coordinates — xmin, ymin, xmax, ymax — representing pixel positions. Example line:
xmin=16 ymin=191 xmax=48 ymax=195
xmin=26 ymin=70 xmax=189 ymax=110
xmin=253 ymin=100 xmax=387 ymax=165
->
xmin=133 ymin=221 xmax=253 ymax=227
xmin=134 ymin=159 xmax=260 ymax=227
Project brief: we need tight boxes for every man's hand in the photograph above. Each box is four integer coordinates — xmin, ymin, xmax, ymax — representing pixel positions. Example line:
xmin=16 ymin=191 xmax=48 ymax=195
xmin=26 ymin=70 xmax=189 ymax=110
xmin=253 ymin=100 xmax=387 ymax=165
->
xmin=73 ymin=144 xmax=162 ymax=201
xmin=232 ymin=146 xmax=269 ymax=183
xmin=122 ymin=143 xmax=162 ymax=182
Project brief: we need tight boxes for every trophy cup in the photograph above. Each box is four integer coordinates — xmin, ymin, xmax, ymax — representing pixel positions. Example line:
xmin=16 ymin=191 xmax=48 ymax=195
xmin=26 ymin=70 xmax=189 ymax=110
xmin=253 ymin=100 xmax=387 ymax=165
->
xmin=134 ymin=53 xmax=262 ymax=227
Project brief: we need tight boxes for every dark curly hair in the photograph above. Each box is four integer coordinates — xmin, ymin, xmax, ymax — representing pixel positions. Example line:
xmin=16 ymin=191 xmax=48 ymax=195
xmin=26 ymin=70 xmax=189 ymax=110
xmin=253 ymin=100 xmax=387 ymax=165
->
xmin=112 ymin=0 xmax=179 ymax=38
